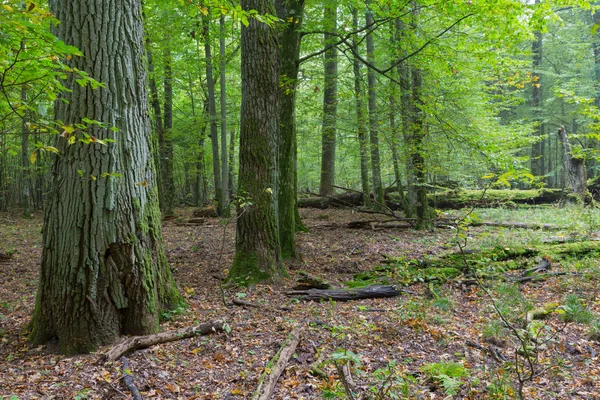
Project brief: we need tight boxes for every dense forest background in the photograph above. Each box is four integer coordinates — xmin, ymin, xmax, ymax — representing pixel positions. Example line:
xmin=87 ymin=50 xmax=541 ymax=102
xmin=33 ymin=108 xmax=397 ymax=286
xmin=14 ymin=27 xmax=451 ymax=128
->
xmin=3 ymin=0 xmax=600 ymax=216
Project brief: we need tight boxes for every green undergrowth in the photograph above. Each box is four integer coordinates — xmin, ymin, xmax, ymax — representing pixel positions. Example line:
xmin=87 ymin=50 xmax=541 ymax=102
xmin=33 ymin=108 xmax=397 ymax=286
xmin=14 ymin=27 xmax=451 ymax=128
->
xmin=346 ymin=241 xmax=600 ymax=287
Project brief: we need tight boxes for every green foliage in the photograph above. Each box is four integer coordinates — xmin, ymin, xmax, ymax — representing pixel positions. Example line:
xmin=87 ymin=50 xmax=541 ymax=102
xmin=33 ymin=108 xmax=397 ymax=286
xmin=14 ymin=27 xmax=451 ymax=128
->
xmin=421 ymin=361 xmax=468 ymax=396
xmin=560 ymin=294 xmax=595 ymax=324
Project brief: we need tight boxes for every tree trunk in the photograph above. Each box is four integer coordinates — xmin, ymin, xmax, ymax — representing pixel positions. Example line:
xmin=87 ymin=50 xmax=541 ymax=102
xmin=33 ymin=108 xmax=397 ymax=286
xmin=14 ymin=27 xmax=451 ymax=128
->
xmin=161 ymin=46 xmax=175 ymax=216
xmin=21 ymin=81 xmax=31 ymax=218
xmin=219 ymin=16 xmax=230 ymax=215
xmin=228 ymin=0 xmax=284 ymax=285
xmin=531 ymin=8 xmax=544 ymax=178
xmin=365 ymin=6 xmax=385 ymax=208
xmin=352 ymin=8 xmax=371 ymax=206
xmin=29 ymin=0 xmax=183 ymax=354
xmin=396 ymin=18 xmax=417 ymax=218
xmin=410 ymin=68 xmax=433 ymax=230
xmin=558 ymin=126 xmax=587 ymax=200
xmin=145 ymin=40 xmax=164 ymax=209
xmin=276 ymin=0 xmax=306 ymax=260
xmin=204 ymin=17 xmax=224 ymax=215
xmin=319 ymin=0 xmax=338 ymax=197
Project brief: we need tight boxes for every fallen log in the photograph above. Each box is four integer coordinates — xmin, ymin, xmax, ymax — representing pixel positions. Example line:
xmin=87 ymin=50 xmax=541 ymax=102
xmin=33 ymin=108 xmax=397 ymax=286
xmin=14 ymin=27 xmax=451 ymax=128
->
xmin=298 ymin=192 xmax=364 ymax=209
xmin=286 ymin=285 xmax=404 ymax=302
xmin=121 ymin=356 xmax=142 ymax=400
xmin=293 ymin=271 xmax=333 ymax=290
xmin=232 ymin=299 xmax=292 ymax=312
xmin=100 ymin=320 xmax=225 ymax=362
xmin=429 ymin=188 xmax=565 ymax=209
xmin=252 ymin=325 xmax=303 ymax=400
xmin=471 ymin=221 xmax=560 ymax=230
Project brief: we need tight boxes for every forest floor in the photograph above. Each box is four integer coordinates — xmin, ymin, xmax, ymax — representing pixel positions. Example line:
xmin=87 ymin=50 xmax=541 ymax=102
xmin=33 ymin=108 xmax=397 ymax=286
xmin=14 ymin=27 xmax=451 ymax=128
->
xmin=0 ymin=206 xmax=599 ymax=399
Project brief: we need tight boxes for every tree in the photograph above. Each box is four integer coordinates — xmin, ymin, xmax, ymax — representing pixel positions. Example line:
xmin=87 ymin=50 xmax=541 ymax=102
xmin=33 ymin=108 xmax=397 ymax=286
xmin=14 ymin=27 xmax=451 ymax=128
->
xmin=276 ymin=0 xmax=306 ymax=259
xmin=319 ymin=0 xmax=338 ymax=197
xmin=228 ymin=0 xmax=284 ymax=285
xmin=29 ymin=0 xmax=182 ymax=354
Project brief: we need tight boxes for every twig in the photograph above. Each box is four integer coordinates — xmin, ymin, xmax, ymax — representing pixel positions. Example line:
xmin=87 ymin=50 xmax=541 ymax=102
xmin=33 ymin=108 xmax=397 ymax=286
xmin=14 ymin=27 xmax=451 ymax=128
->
xmin=121 ymin=356 xmax=142 ymax=400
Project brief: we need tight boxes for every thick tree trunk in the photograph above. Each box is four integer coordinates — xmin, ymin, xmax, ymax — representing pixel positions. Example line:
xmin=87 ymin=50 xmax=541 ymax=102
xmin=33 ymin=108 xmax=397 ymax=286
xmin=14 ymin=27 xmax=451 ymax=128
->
xmin=319 ymin=0 xmax=338 ymax=197
xmin=161 ymin=46 xmax=175 ymax=216
xmin=228 ymin=0 xmax=284 ymax=285
xmin=145 ymin=40 xmax=164 ymax=209
xmin=352 ymin=8 xmax=371 ymax=206
xmin=204 ymin=17 xmax=224 ymax=215
xmin=29 ymin=0 xmax=182 ymax=354
xmin=365 ymin=6 xmax=385 ymax=208
xmin=219 ymin=16 xmax=230 ymax=215
xmin=276 ymin=0 xmax=306 ymax=260
xmin=558 ymin=126 xmax=587 ymax=200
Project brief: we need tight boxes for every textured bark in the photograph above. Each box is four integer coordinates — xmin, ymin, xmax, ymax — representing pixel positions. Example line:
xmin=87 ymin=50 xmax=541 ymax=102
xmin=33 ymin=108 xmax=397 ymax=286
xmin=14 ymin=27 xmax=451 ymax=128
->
xmin=352 ymin=8 xmax=371 ymax=206
xmin=286 ymin=285 xmax=403 ymax=302
xmin=410 ymin=68 xmax=433 ymax=230
xmin=161 ymin=46 xmax=175 ymax=216
xmin=229 ymin=0 xmax=284 ymax=285
xmin=365 ymin=7 xmax=385 ymax=208
xmin=558 ymin=126 xmax=587 ymax=199
xmin=29 ymin=0 xmax=183 ymax=354
xmin=219 ymin=16 xmax=230 ymax=214
xmin=145 ymin=40 xmax=164 ymax=207
xmin=319 ymin=0 xmax=338 ymax=197
xmin=276 ymin=0 xmax=305 ymax=259
xmin=204 ymin=17 xmax=223 ymax=215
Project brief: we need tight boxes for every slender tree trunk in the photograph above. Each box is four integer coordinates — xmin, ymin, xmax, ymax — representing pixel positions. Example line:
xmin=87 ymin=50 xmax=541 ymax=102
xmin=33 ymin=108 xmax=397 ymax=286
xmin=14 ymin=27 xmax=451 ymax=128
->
xmin=146 ymin=41 xmax=164 ymax=209
xmin=396 ymin=19 xmax=416 ymax=218
xmin=319 ymin=0 xmax=337 ymax=197
xmin=21 ymin=82 xmax=31 ymax=218
xmin=410 ymin=68 xmax=433 ymax=230
xmin=228 ymin=0 xmax=283 ymax=285
xmin=29 ymin=0 xmax=182 ymax=354
xmin=161 ymin=46 xmax=175 ymax=215
xmin=365 ymin=6 xmax=385 ymax=207
xmin=228 ymin=129 xmax=236 ymax=198
xmin=196 ymin=101 xmax=210 ymax=206
xmin=204 ymin=17 xmax=223 ymax=215
xmin=276 ymin=0 xmax=306 ymax=259
xmin=0 ymin=131 xmax=7 ymax=211
xmin=531 ymin=11 xmax=544 ymax=178
xmin=219 ymin=16 xmax=230 ymax=215
xmin=351 ymin=8 xmax=371 ymax=205
xmin=388 ymin=95 xmax=407 ymax=208
xmin=558 ymin=126 xmax=587 ymax=201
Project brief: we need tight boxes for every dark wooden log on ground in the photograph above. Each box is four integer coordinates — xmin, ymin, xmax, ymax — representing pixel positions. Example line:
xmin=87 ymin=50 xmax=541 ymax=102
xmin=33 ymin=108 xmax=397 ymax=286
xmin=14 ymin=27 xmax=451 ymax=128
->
xmin=121 ymin=356 xmax=142 ymax=400
xmin=286 ymin=285 xmax=404 ymax=302
xmin=0 ymin=252 xmax=12 ymax=263
xmin=298 ymin=192 xmax=364 ymax=209
xmin=100 ymin=320 xmax=225 ymax=362
xmin=252 ymin=325 xmax=303 ymax=400
xmin=232 ymin=299 xmax=292 ymax=312
xmin=193 ymin=206 xmax=218 ymax=218
xmin=428 ymin=189 xmax=564 ymax=209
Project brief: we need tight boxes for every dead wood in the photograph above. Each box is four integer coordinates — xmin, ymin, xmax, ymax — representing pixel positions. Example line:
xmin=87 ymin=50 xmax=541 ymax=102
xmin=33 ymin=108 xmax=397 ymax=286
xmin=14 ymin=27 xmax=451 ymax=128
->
xmin=0 ymin=252 xmax=13 ymax=262
xmin=232 ymin=299 xmax=292 ymax=312
xmin=471 ymin=221 xmax=560 ymax=230
xmin=336 ymin=362 xmax=359 ymax=400
xmin=293 ymin=271 xmax=333 ymax=290
xmin=188 ymin=217 xmax=206 ymax=224
xmin=522 ymin=257 xmax=552 ymax=276
xmin=298 ymin=192 xmax=365 ymax=209
xmin=309 ymin=346 xmax=327 ymax=378
xmin=193 ymin=206 xmax=218 ymax=218
xmin=100 ymin=320 xmax=225 ymax=362
xmin=252 ymin=325 xmax=303 ymax=400
xmin=286 ymin=285 xmax=405 ymax=302
xmin=515 ymin=271 xmax=572 ymax=283
xmin=121 ymin=356 xmax=142 ymax=400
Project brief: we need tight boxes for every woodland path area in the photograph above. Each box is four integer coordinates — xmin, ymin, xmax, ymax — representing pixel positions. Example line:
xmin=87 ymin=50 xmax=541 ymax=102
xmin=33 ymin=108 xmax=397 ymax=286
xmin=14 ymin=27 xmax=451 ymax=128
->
xmin=1 ymin=207 xmax=599 ymax=399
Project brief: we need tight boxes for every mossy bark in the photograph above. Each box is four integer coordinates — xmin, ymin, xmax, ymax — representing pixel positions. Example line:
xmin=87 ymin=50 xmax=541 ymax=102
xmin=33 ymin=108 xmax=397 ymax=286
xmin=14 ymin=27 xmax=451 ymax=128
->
xmin=228 ymin=0 xmax=284 ymax=286
xmin=276 ymin=0 xmax=306 ymax=260
xmin=29 ymin=0 xmax=183 ymax=354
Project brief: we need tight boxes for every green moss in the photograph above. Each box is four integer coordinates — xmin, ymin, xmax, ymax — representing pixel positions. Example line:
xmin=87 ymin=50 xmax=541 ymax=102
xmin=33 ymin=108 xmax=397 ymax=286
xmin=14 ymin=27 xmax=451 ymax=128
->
xmin=227 ymin=252 xmax=273 ymax=286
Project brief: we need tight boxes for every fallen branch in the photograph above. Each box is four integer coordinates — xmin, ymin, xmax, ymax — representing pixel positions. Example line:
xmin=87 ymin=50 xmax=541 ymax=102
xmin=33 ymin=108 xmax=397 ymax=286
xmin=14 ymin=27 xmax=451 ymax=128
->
xmin=286 ymin=285 xmax=405 ymax=302
xmin=471 ymin=221 xmax=560 ymax=230
xmin=121 ymin=356 xmax=142 ymax=400
xmin=252 ymin=325 xmax=303 ymax=400
xmin=100 ymin=320 xmax=225 ymax=362
xmin=516 ymin=271 xmax=574 ymax=283
xmin=336 ymin=362 xmax=359 ymax=400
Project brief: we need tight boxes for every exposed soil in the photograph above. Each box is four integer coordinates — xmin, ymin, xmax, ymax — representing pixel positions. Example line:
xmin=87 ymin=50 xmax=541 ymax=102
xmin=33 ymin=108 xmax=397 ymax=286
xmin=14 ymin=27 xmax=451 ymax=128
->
xmin=0 ymin=208 xmax=599 ymax=399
